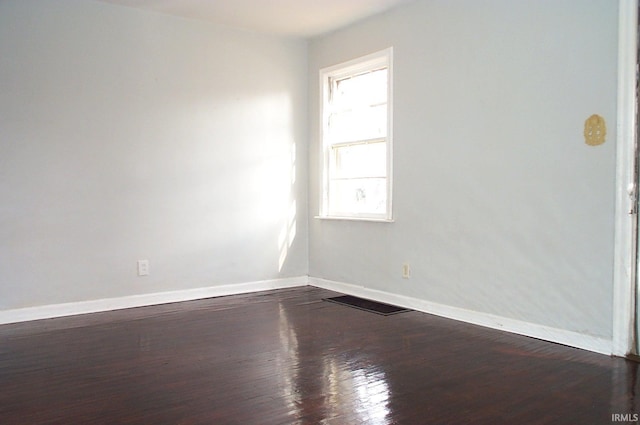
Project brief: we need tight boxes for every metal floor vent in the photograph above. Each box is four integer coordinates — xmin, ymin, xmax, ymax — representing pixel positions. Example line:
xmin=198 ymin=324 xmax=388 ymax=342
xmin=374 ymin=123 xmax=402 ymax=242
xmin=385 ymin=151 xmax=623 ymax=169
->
xmin=323 ymin=295 xmax=411 ymax=316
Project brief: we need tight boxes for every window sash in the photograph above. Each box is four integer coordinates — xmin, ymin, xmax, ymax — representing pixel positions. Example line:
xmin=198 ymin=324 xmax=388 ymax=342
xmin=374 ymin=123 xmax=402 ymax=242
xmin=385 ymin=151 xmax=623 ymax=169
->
xmin=320 ymin=48 xmax=393 ymax=220
xmin=325 ymin=138 xmax=390 ymax=219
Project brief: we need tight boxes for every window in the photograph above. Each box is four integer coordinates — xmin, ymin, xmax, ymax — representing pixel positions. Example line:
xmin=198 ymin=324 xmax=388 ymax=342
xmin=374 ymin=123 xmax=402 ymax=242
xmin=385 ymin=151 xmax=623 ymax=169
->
xmin=320 ymin=48 xmax=393 ymax=221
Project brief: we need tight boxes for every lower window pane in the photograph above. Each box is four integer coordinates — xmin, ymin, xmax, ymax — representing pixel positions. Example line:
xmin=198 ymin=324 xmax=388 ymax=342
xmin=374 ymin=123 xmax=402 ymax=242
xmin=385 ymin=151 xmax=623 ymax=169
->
xmin=329 ymin=178 xmax=386 ymax=216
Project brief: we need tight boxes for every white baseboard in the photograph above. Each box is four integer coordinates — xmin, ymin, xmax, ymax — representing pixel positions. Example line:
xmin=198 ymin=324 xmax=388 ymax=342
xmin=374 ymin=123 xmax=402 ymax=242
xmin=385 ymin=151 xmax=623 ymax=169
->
xmin=309 ymin=277 xmax=613 ymax=356
xmin=0 ymin=276 xmax=308 ymax=325
xmin=1 ymin=275 xmax=614 ymax=356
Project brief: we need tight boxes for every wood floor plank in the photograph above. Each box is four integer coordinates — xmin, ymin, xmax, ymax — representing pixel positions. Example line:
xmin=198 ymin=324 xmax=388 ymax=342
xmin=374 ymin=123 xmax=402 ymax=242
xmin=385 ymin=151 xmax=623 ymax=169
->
xmin=0 ymin=286 xmax=636 ymax=424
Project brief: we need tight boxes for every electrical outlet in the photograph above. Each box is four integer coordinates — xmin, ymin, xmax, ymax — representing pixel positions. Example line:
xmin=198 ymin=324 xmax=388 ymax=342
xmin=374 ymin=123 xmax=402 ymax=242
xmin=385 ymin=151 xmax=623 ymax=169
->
xmin=137 ymin=260 xmax=149 ymax=276
xmin=402 ymin=263 xmax=411 ymax=279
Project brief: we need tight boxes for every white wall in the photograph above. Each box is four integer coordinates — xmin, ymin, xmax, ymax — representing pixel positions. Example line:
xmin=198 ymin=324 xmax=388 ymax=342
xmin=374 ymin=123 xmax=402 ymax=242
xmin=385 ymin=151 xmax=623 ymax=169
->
xmin=0 ymin=0 xmax=308 ymax=309
xmin=309 ymin=0 xmax=618 ymax=339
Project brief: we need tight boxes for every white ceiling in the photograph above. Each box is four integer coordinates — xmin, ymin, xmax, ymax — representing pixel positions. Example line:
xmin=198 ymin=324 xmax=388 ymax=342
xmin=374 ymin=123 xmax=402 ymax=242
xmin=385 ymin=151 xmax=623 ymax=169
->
xmin=96 ymin=0 xmax=414 ymax=38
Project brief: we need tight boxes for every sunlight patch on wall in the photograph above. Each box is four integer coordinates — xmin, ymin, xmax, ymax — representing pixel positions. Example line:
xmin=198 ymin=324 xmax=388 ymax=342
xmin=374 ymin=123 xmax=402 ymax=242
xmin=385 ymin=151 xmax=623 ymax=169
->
xmin=278 ymin=141 xmax=298 ymax=272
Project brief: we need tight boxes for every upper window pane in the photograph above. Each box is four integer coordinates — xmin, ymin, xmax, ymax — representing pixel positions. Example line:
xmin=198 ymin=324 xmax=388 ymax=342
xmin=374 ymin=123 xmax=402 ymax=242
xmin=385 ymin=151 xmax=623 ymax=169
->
xmin=332 ymin=69 xmax=388 ymax=110
xmin=327 ymin=68 xmax=388 ymax=144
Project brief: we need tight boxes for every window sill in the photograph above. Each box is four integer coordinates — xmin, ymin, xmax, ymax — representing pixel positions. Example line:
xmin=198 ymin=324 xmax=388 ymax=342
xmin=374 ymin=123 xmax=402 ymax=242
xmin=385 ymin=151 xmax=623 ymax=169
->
xmin=314 ymin=215 xmax=394 ymax=223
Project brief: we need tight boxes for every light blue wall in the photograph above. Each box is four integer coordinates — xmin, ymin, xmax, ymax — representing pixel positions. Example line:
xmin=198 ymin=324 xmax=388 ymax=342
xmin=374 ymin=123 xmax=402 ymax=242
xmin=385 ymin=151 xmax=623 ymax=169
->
xmin=0 ymin=0 xmax=621 ymax=342
xmin=308 ymin=0 xmax=618 ymax=339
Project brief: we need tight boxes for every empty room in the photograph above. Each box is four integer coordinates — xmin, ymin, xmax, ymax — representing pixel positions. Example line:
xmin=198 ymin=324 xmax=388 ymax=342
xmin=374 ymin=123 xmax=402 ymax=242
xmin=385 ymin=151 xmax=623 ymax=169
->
xmin=1 ymin=0 xmax=639 ymax=423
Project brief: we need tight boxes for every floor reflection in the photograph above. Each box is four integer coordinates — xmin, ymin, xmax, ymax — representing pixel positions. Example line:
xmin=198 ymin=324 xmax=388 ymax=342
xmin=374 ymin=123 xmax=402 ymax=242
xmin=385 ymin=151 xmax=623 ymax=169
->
xmin=276 ymin=303 xmax=301 ymax=414
xmin=344 ymin=364 xmax=390 ymax=423
xmin=268 ymin=288 xmax=640 ymax=425
xmin=277 ymin=301 xmax=391 ymax=424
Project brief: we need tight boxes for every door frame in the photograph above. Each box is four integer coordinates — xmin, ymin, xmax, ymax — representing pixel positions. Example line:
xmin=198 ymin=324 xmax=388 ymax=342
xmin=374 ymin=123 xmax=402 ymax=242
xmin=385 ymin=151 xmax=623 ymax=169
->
xmin=613 ymin=0 xmax=639 ymax=357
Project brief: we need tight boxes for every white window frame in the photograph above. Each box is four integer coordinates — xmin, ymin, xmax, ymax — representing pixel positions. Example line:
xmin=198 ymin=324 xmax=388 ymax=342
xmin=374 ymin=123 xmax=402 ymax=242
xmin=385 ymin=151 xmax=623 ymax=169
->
xmin=319 ymin=48 xmax=394 ymax=221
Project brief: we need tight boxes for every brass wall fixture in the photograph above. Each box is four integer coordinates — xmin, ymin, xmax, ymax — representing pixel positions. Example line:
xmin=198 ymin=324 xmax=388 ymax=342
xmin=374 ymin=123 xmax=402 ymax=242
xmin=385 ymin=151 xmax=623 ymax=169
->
xmin=584 ymin=114 xmax=606 ymax=146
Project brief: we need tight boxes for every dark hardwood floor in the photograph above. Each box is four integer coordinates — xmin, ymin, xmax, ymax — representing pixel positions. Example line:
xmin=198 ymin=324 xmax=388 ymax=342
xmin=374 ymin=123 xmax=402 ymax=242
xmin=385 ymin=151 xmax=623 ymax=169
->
xmin=0 ymin=286 xmax=636 ymax=424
